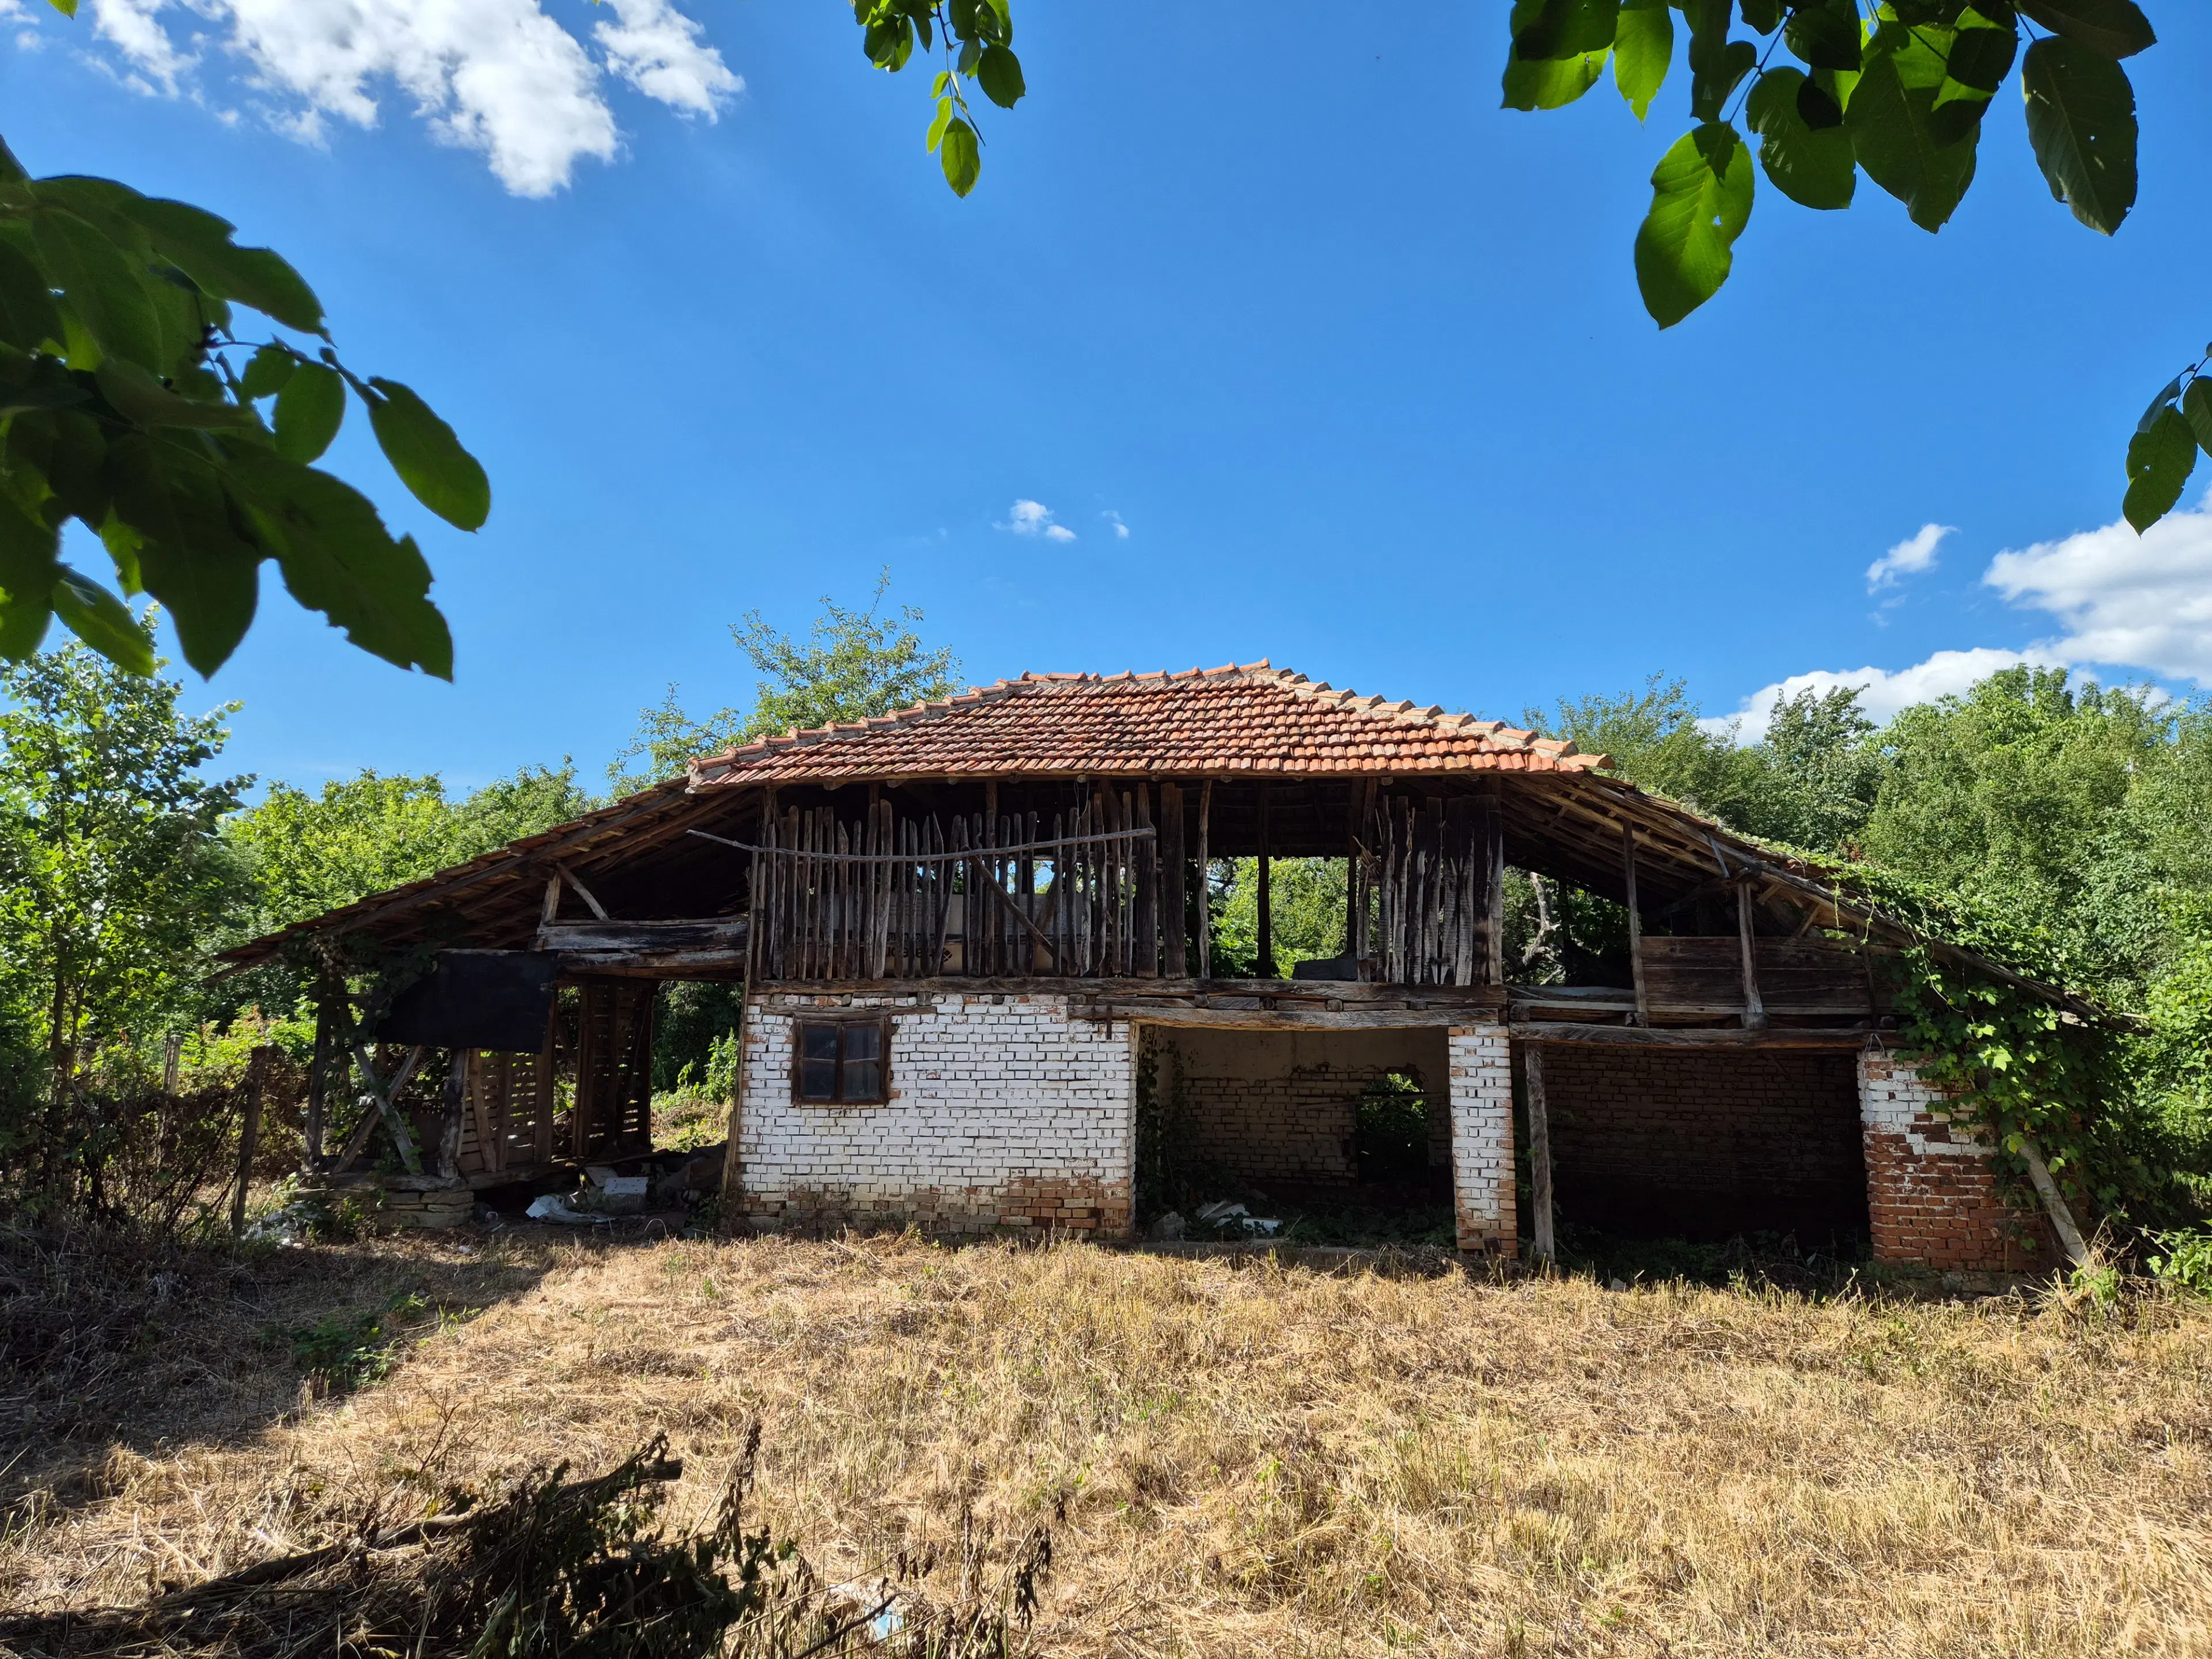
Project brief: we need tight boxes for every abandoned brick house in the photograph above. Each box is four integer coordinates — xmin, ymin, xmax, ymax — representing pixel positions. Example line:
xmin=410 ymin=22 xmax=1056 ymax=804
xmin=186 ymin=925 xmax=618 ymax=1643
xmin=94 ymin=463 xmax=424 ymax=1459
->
xmin=224 ymin=661 xmax=2097 ymax=1270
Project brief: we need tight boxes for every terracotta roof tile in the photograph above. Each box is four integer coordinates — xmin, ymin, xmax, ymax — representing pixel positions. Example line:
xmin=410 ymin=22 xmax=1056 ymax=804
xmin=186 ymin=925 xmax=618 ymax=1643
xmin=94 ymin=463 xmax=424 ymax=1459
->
xmin=687 ymin=663 xmax=1609 ymax=787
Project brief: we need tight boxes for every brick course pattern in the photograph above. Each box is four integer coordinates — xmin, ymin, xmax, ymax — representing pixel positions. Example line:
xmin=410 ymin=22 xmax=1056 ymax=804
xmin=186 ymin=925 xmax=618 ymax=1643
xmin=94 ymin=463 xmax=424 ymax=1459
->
xmin=1858 ymin=1051 xmax=2054 ymax=1271
xmin=736 ymin=992 xmax=1134 ymax=1238
xmin=1160 ymin=1027 xmax=1449 ymax=1187
xmin=1449 ymin=1024 xmax=1516 ymax=1255
xmin=1539 ymin=1047 xmax=1867 ymax=1241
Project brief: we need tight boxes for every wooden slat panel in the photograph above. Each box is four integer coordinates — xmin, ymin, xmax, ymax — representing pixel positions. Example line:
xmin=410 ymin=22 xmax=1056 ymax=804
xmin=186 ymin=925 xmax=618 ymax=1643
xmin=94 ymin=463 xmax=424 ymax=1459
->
xmin=1639 ymin=936 xmax=1876 ymax=1015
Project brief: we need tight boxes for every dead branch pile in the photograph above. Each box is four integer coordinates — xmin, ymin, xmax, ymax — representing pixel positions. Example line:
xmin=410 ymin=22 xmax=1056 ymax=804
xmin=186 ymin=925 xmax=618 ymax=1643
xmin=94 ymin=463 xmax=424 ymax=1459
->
xmin=0 ymin=1429 xmax=1052 ymax=1659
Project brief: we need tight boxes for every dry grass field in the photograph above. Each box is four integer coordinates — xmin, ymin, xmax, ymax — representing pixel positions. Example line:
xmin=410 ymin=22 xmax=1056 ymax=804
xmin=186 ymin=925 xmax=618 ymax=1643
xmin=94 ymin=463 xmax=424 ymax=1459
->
xmin=5 ymin=1225 xmax=2211 ymax=1657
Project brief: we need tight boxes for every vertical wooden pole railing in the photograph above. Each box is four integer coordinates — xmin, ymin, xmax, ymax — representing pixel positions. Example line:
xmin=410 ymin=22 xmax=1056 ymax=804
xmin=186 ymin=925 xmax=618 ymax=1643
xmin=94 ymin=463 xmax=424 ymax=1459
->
xmin=743 ymin=797 xmax=1168 ymax=983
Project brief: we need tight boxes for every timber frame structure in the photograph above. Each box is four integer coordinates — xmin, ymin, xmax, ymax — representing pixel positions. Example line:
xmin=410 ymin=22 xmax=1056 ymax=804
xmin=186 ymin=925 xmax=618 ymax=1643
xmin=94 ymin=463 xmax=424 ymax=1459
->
xmin=224 ymin=661 xmax=2097 ymax=1265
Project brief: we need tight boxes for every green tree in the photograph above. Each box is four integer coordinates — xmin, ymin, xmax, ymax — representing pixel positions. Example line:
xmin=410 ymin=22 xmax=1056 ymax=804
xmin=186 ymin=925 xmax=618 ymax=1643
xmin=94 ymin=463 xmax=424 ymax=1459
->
xmin=0 ymin=628 xmax=247 ymax=1158
xmin=1208 ymin=857 xmax=1347 ymax=978
xmin=609 ymin=571 xmax=961 ymax=792
xmin=1855 ymin=666 xmax=2193 ymax=1005
xmin=1533 ymin=675 xmax=1764 ymax=821
xmin=1739 ymin=686 xmax=1885 ymax=852
xmin=228 ymin=762 xmax=592 ymax=940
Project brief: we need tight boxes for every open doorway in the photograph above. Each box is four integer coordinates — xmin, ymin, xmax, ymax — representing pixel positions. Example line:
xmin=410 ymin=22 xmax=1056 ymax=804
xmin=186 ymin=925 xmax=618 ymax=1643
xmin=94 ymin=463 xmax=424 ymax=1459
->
xmin=1137 ymin=1026 xmax=1455 ymax=1244
xmin=1536 ymin=1046 xmax=1869 ymax=1251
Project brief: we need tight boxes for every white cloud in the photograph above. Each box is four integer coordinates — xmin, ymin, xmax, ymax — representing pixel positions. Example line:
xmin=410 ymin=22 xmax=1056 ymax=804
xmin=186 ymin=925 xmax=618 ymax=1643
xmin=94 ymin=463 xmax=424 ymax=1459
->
xmin=1101 ymin=509 xmax=1130 ymax=539
xmin=1705 ymin=647 xmax=2066 ymax=740
xmin=1711 ymin=493 xmax=2212 ymax=744
xmin=71 ymin=0 xmax=738 ymax=196
xmin=594 ymin=0 xmax=738 ymax=115
xmin=1000 ymin=499 xmax=1076 ymax=542
xmin=1984 ymin=489 xmax=2212 ymax=681
xmin=1865 ymin=521 xmax=1951 ymax=592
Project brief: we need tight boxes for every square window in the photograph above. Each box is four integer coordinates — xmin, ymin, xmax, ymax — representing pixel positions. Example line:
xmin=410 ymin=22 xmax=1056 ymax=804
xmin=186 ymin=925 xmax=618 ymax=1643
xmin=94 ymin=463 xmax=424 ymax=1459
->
xmin=791 ymin=1018 xmax=890 ymax=1104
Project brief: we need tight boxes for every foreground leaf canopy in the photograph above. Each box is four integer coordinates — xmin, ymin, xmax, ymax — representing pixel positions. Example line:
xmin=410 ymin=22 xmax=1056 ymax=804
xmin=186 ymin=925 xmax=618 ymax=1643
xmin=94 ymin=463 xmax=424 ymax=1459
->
xmin=1486 ymin=1 xmax=2197 ymax=534
xmin=0 ymin=90 xmax=488 ymax=678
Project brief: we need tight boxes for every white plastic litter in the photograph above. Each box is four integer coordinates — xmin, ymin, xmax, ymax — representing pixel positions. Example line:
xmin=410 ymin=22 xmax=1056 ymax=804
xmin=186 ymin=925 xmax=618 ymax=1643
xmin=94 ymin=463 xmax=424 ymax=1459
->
xmin=826 ymin=1580 xmax=903 ymax=1640
xmin=241 ymin=1201 xmax=321 ymax=1247
xmin=525 ymin=1194 xmax=605 ymax=1225
xmin=1191 ymin=1200 xmax=1281 ymax=1237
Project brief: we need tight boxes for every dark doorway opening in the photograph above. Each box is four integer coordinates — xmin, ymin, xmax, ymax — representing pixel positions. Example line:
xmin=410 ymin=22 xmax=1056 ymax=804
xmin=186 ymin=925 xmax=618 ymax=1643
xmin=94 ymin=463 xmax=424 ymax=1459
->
xmin=1138 ymin=1027 xmax=1453 ymax=1244
xmin=1539 ymin=1047 xmax=1869 ymax=1249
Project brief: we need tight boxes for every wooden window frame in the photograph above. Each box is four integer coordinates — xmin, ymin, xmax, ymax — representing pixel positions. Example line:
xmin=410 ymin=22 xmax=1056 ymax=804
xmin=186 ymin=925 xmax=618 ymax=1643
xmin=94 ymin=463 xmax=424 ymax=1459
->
xmin=789 ymin=1015 xmax=892 ymax=1106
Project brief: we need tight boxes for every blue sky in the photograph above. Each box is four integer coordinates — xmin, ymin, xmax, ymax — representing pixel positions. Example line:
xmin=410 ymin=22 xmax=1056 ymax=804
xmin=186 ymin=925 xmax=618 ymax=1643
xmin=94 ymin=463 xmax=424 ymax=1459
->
xmin=6 ymin=2 xmax=2210 ymax=793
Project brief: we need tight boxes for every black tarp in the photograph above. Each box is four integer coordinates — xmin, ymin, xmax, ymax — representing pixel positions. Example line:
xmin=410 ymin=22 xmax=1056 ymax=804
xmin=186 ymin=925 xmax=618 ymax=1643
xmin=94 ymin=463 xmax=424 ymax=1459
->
xmin=375 ymin=952 xmax=562 ymax=1052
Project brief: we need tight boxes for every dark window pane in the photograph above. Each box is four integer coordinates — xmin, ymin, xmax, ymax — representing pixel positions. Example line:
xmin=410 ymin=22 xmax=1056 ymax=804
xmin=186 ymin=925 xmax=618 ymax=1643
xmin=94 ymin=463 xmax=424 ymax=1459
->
xmin=800 ymin=1023 xmax=840 ymax=1062
xmin=843 ymin=1058 xmax=881 ymax=1100
xmin=800 ymin=1059 xmax=837 ymax=1100
xmin=843 ymin=1024 xmax=880 ymax=1062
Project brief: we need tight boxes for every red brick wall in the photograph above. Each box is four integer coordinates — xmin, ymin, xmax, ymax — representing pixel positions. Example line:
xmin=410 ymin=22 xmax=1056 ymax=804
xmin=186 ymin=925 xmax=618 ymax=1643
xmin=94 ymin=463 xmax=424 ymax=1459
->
xmin=1538 ymin=1047 xmax=1867 ymax=1243
xmin=1160 ymin=1027 xmax=1450 ymax=1190
xmin=1858 ymin=1054 xmax=2054 ymax=1272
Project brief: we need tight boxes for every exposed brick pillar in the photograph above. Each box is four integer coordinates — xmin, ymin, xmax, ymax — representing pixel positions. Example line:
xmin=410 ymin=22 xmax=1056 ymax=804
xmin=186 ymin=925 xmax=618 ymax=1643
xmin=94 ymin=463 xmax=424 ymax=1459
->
xmin=1448 ymin=1022 xmax=1517 ymax=1256
xmin=1858 ymin=1048 xmax=2054 ymax=1273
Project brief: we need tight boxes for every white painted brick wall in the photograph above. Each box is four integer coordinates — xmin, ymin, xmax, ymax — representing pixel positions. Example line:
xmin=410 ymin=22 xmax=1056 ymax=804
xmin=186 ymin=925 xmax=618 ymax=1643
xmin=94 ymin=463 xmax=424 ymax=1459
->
xmin=737 ymin=992 xmax=1135 ymax=1233
xmin=1448 ymin=1023 xmax=1516 ymax=1253
xmin=1858 ymin=1049 xmax=1986 ymax=1157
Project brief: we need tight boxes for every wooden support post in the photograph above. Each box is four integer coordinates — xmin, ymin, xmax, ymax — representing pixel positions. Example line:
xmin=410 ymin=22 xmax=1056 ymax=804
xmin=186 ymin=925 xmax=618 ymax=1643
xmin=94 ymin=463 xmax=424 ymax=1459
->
xmin=1524 ymin=1043 xmax=1554 ymax=1263
xmin=1485 ymin=805 xmax=1506 ymax=987
xmin=161 ymin=1033 xmax=182 ymax=1094
xmin=1161 ymin=781 xmax=1188 ymax=979
xmin=1196 ymin=780 xmax=1213 ymax=979
xmin=1623 ymin=823 xmax=1648 ymax=1027
xmin=348 ymin=1043 xmax=425 ymax=1173
xmin=437 ymin=1049 xmax=465 ymax=1179
xmin=1737 ymin=881 xmax=1768 ymax=1029
xmin=229 ymin=1047 xmax=271 ymax=1237
xmin=533 ymin=1006 xmax=558 ymax=1164
xmin=717 ymin=984 xmax=751 ymax=1234
xmin=573 ymin=986 xmax=601 ymax=1160
xmin=541 ymin=875 xmax=562 ymax=926
xmin=1344 ymin=782 xmax=1364 ymax=963
xmin=1256 ymin=783 xmax=1274 ymax=979
xmin=304 ymin=968 xmax=338 ymax=1168
xmin=1134 ymin=782 xmax=1158 ymax=977
xmin=465 ymin=1050 xmax=500 ymax=1173
xmin=2019 ymin=1134 xmax=2092 ymax=1268
xmin=556 ymin=862 xmax=610 ymax=921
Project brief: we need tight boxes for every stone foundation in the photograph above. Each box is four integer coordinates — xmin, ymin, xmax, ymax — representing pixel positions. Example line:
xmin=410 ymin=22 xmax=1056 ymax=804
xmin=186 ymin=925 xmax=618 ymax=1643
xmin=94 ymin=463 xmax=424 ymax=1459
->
xmin=1858 ymin=1050 xmax=2054 ymax=1272
xmin=734 ymin=991 xmax=1135 ymax=1237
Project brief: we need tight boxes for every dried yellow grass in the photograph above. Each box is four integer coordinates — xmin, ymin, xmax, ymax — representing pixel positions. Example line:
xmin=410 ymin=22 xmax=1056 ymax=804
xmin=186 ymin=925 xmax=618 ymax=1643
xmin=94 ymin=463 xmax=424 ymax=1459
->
xmin=6 ymin=1232 xmax=2211 ymax=1657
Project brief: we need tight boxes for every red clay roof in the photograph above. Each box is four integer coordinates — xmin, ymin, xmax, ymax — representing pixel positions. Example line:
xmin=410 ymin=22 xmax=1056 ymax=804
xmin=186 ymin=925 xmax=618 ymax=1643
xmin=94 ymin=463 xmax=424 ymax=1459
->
xmin=687 ymin=662 xmax=1608 ymax=787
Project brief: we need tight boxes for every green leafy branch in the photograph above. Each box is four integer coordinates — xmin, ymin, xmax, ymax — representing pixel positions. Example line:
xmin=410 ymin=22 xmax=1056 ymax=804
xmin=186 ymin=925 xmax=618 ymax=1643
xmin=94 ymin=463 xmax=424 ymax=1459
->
xmin=2120 ymin=344 xmax=2212 ymax=532
xmin=1503 ymin=2 xmax=2194 ymax=528
xmin=1805 ymin=854 xmax=2168 ymax=1230
xmin=854 ymin=0 xmax=1026 ymax=196
xmin=1 ymin=30 xmax=488 ymax=681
